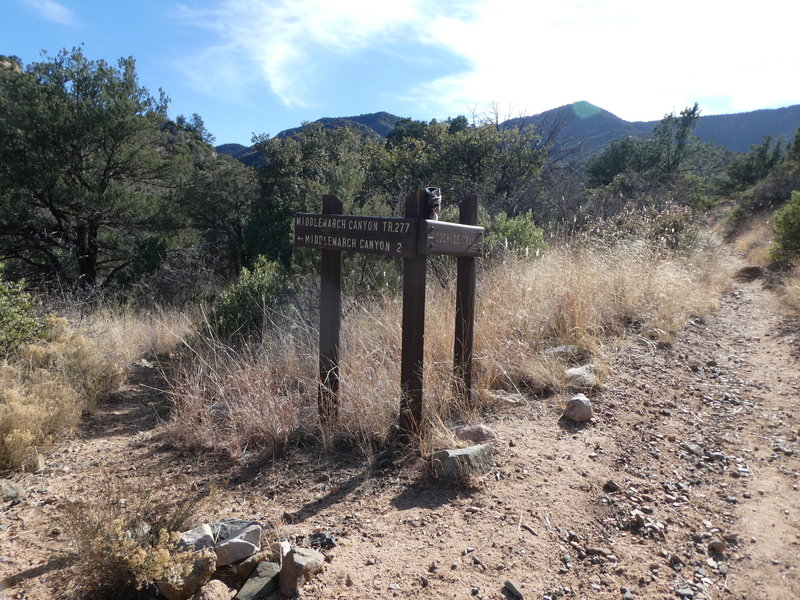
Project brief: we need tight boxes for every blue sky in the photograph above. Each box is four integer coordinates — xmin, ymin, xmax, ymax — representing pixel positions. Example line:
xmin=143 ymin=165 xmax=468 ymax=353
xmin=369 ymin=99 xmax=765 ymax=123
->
xmin=3 ymin=0 xmax=798 ymax=146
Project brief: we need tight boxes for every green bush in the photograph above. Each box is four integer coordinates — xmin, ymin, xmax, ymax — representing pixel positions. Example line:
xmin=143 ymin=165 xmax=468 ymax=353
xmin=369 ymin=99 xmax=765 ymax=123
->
xmin=485 ymin=210 xmax=547 ymax=258
xmin=209 ymin=256 xmax=289 ymax=339
xmin=0 ymin=268 xmax=45 ymax=355
xmin=772 ymin=190 xmax=800 ymax=262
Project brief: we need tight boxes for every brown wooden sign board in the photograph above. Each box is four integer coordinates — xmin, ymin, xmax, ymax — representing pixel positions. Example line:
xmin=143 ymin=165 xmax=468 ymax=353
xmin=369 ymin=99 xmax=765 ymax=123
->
xmin=294 ymin=213 xmax=417 ymax=257
xmin=420 ymin=220 xmax=483 ymax=257
xmin=295 ymin=190 xmax=483 ymax=440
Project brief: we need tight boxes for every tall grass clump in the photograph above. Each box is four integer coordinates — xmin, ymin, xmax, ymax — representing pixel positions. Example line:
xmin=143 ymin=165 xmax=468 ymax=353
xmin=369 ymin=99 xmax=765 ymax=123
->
xmin=165 ymin=327 xmax=316 ymax=460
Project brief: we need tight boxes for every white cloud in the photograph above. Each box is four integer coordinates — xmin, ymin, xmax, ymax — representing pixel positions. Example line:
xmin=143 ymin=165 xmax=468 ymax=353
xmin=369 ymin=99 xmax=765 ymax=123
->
xmin=175 ymin=0 xmax=425 ymax=107
xmin=413 ymin=0 xmax=799 ymax=120
xmin=23 ymin=0 xmax=76 ymax=26
xmin=176 ymin=0 xmax=799 ymax=119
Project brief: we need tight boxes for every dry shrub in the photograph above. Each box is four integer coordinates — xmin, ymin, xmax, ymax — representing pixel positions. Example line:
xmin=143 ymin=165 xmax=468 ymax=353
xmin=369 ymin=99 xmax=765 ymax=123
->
xmin=475 ymin=234 xmax=731 ymax=393
xmin=0 ymin=364 xmax=81 ymax=470
xmin=778 ymin=264 xmax=800 ymax=312
xmin=61 ymin=475 xmax=216 ymax=599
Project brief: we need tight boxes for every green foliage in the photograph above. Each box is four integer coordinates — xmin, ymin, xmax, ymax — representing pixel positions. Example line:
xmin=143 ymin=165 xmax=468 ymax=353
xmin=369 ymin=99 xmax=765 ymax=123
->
xmin=484 ymin=210 xmax=546 ymax=257
xmin=586 ymin=104 xmax=701 ymax=187
xmin=785 ymin=127 xmax=800 ymax=173
xmin=0 ymin=268 xmax=44 ymax=355
xmin=0 ymin=47 xmax=207 ymax=291
xmin=723 ymin=135 xmax=785 ymax=193
xmin=772 ymin=191 xmax=800 ymax=262
xmin=209 ymin=256 xmax=289 ymax=339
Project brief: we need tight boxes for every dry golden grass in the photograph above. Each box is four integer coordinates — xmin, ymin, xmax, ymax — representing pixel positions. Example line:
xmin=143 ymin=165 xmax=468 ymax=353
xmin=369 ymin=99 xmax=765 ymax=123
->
xmin=0 ymin=363 xmax=82 ymax=470
xmin=474 ymin=236 xmax=731 ymax=394
xmin=778 ymin=265 xmax=800 ymax=313
xmin=732 ymin=214 xmax=774 ymax=264
xmin=78 ymin=306 xmax=197 ymax=366
xmin=167 ymin=231 xmax=733 ymax=460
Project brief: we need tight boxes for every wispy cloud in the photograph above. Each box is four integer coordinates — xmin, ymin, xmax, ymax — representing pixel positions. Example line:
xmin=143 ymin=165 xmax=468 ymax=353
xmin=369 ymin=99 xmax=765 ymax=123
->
xmin=23 ymin=0 xmax=76 ymax=26
xmin=175 ymin=0 xmax=799 ymax=119
xmin=175 ymin=0 xmax=426 ymax=107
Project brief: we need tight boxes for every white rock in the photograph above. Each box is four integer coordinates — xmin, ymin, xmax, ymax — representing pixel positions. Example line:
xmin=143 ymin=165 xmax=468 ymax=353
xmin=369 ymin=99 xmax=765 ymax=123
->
xmin=214 ymin=524 xmax=261 ymax=567
xmin=180 ymin=524 xmax=215 ymax=551
xmin=454 ymin=424 xmax=496 ymax=443
xmin=565 ymin=364 xmax=598 ymax=390
xmin=279 ymin=547 xmax=325 ymax=598
xmin=561 ymin=394 xmax=594 ymax=422
xmin=271 ymin=541 xmax=292 ymax=561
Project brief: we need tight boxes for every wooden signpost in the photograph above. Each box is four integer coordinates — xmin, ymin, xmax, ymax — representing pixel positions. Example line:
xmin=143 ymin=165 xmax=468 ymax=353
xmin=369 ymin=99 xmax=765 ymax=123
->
xmin=294 ymin=189 xmax=483 ymax=439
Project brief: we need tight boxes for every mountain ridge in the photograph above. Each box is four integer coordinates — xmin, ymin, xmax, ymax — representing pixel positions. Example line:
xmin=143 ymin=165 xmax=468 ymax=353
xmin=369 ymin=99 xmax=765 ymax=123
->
xmin=215 ymin=102 xmax=800 ymax=164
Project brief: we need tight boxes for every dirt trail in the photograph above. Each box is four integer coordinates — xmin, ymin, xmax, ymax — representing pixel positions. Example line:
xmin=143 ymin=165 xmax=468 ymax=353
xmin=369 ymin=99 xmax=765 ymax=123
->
xmin=1 ymin=274 xmax=799 ymax=600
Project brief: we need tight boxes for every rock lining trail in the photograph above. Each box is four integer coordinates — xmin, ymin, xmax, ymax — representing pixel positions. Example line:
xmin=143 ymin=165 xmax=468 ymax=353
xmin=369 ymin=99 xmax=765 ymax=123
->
xmin=1 ymin=273 xmax=799 ymax=600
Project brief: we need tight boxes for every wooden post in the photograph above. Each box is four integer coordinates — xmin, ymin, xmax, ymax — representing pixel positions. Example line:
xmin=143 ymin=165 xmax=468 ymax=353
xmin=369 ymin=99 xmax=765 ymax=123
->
xmin=399 ymin=190 xmax=427 ymax=438
xmin=318 ymin=194 xmax=343 ymax=424
xmin=454 ymin=194 xmax=478 ymax=406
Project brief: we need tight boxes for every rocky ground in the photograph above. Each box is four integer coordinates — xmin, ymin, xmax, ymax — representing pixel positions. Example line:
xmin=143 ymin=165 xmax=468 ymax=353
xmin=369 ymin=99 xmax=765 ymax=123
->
xmin=1 ymin=273 xmax=799 ymax=600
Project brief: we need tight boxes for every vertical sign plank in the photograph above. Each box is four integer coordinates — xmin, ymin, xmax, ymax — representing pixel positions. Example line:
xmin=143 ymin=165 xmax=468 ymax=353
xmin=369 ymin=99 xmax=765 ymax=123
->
xmin=399 ymin=190 xmax=427 ymax=438
xmin=318 ymin=194 xmax=343 ymax=424
xmin=454 ymin=194 xmax=478 ymax=406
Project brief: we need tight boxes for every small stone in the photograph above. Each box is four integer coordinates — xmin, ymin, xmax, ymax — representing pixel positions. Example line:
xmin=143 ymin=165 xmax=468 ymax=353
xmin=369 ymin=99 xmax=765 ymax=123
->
xmin=561 ymin=394 xmax=594 ymax=422
xmin=503 ymin=580 xmax=524 ymax=599
xmin=432 ymin=444 xmax=493 ymax=480
xmin=235 ymin=560 xmax=280 ymax=600
xmin=454 ymin=424 xmax=496 ymax=443
xmin=180 ymin=524 xmax=215 ymax=551
xmin=211 ymin=519 xmax=261 ymax=544
xmin=565 ymin=364 xmax=599 ymax=390
xmin=270 ymin=541 xmax=291 ymax=560
xmin=586 ymin=547 xmax=611 ymax=556
xmin=0 ymin=479 xmax=23 ymax=502
xmin=708 ymin=538 xmax=727 ymax=553
xmin=279 ymin=547 xmax=325 ymax=598
xmin=630 ymin=510 xmax=646 ymax=527
xmin=193 ymin=579 xmax=235 ymax=600
xmin=676 ymin=587 xmax=694 ymax=598
xmin=603 ymin=480 xmax=621 ymax=493
xmin=722 ymin=533 xmax=739 ymax=545
xmin=308 ymin=532 xmax=336 ymax=549
xmin=214 ymin=524 xmax=261 ymax=567
xmin=681 ymin=443 xmax=704 ymax=457
xmin=366 ymin=557 xmax=377 ymax=566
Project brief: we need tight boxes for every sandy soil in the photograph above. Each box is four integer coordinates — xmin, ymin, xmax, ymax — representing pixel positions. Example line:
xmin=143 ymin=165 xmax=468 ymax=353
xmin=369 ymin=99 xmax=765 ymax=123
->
xmin=1 ymin=273 xmax=799 ymax=600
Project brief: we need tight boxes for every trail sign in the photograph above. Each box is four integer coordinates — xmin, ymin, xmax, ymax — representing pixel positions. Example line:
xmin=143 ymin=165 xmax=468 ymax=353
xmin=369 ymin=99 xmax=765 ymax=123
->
xmin=420 ymin=220 xmax=483 ymax=257
xmin=294 ymin=214 xmax=417 ymax=257
xmin=295 ymin=189 xmax=484 ymax=440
